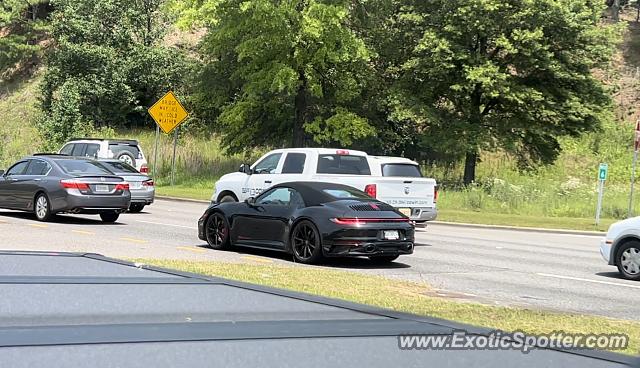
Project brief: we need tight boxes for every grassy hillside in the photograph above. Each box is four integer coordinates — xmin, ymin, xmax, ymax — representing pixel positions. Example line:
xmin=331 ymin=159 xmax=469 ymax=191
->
xmin=1 ymin=20 xmax=640 ymax=228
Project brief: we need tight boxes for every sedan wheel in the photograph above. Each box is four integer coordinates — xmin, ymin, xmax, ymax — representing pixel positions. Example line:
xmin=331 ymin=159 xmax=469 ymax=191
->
xmin=100 ymin=212 xmax=120 ymax=223
xmin=206 ymin=213 xmax=230 ymax=250
xmin=616 ymin=242 xmax=640 ymax=281
xmin=291 ymin=221 xmax=323 ymax=264
xmin=34 ymin=194 xmax=52 ymax=222
xmin=129 ymin=203 xmax=145 ymax=213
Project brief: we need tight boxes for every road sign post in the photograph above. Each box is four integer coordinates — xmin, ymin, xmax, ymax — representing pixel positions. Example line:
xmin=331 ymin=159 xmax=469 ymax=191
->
xmin=153 ymin=124 xmax=160 ymax=177
xmin=596 ymin=163 xmax=608 ymax=226
xmin=147 ymin=91 xmax=189 ymax=186
xmin=628 ymin=120 xmax=640 ymax=217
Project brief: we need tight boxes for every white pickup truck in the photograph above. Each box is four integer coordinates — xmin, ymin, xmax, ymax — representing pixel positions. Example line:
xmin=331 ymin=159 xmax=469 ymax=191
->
xmin=212 ymin=148 xmax=437 ymax=222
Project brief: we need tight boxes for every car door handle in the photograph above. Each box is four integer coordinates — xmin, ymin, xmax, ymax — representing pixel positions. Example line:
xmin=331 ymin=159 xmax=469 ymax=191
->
xmin=265 ymin=181 xmax=272 ymax=184
xmin=34 ymin=178 xmax=41 ymax=182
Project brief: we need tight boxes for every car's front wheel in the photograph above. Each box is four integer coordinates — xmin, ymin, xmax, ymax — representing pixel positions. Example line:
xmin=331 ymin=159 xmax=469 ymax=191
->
xmin=205 ymin=212 xmax=231 ymax=250
xmin=34 ymin=193 xmax=53 ymax=222
xmin=291 ymin=220 xmax=324 ymax=264
xmin=100 ymin=212 xmax=120 ymax=223
xmin=369 ymin=255 xmax=400 ymax=263
xmin=616 ymin=241 xmax=640 ymax=281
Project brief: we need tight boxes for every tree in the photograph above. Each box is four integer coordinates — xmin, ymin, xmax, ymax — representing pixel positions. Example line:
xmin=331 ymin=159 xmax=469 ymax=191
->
xmin=189 ymin=0 xmax=376 ymax=153
xmin=39 ymin=0 xmax=188 ymax=147
xmin=388 ymin=0 xmax=621 ymax=184
xmin=0 ymin=0 xmax=50 ymax=78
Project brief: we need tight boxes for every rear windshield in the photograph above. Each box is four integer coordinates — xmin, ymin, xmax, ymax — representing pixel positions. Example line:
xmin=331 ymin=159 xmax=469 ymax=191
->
xmin=56 ymin=160 xmax=113 ymax=175
xmin=101 ymin=161 xmax=139 ymax=173
xmin=382 ymin=164 xmax=422 ymax=177
xmin=317 ymin=155 xmax=371 ymax=175
xmin=109 ymin=144 xmax=142 ymax=159
xmin=323 ymin=188 xmax=371 ymax=200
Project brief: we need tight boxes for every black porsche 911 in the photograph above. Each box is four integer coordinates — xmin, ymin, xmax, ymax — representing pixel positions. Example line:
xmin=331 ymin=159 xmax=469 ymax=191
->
xmin=198 ymin=182 xmax=414 ymax=264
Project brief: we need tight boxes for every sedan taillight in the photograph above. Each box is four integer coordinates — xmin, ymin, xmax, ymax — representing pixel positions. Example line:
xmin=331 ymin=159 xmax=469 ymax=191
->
xmin=60 ymin=180 xmax=89 ymax=190
xmin=143 ymin=179 xmax=154 ymax=187
xmin=115 ymin=183 xmax=130 ymax=191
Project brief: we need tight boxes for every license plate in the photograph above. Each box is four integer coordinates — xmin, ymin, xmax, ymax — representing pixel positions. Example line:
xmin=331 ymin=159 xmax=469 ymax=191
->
xmin=383 ymin=230 xmax=400 ymax=241
xmin=130 ymin=182 xmax=142 ymax=190
xmin=399 ymin=208 xmax=411 ymax=217
xmin=95 ymin=185 xmax=110 ymax=193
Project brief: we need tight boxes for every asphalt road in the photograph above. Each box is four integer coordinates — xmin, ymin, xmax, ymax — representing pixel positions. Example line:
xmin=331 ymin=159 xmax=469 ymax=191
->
xmin=1 ymin=199 xmax=638 ymax=321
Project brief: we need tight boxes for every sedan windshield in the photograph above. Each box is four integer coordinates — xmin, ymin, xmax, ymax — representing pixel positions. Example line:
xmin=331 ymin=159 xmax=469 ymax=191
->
xmin=56 ymin=160 xmax=113 ymax=175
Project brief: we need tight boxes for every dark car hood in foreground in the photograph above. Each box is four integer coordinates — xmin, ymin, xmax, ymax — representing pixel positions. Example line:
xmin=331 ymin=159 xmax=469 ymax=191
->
xmin=0 ymin=251 xmax=635 ymax=368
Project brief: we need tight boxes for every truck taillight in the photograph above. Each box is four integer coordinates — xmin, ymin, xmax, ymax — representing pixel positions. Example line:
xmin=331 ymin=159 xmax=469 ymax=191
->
xmin=364 ymin=184 xmax=377 ymax=198
xmin=434 ymin=186 xmax=439 ymax=203
xmin=60 ymin=180 xmax=89 ymax=190
xmin=336 ymin=149 xmax=350 ymax=155
xmin=140 ymin=165 xmax=149 ymax=174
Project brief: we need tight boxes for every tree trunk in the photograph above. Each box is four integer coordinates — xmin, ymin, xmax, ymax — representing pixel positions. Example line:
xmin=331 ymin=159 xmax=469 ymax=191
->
xmin=613 ymin=0 xmax=620 ymax=21
xmin=293 ymin=76 xmax=307 ymax=147
xmin=463 ymin=151 xmax=478 ymax=185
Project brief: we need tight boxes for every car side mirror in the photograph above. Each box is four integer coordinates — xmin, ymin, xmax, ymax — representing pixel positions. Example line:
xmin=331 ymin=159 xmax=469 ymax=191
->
xmin=239 ymin=163 xmax=252 ymax=175
xmin=245 ymin=197 xmax=256 ymax=205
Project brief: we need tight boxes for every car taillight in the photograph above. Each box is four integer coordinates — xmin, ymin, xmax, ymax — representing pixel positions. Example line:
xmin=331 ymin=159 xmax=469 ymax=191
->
xmin=434 ymin=185 xmax=439 ymax=203
xmin=115 ymin=183 xmax=130 ymax=191
xmin=140 ymin=165 xmax=149 ymax=174
xmin=143 ymin=179 xmax=154 ymax=187
xmin=364 ymin=184 xmax=377 ymax=198
xmin=60 ymin=179 xmax=89 ymax=190
xmin=331 ymin=218 xmax=410 ymax=225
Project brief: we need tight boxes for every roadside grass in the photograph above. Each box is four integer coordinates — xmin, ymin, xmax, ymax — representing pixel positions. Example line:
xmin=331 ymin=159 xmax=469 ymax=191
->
xmin=438 ymin=210 xmax=615 ymax=232
xmin=155 ymin=178 xmax=213 ymax=201
xmin=135 ymin=259 xmax=640 ymax=355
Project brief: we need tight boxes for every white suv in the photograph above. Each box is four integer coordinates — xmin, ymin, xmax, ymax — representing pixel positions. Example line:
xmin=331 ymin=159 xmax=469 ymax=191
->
xmin=601 ymin=217 xmax=640 ymax=281
xmin=59 ymin=139 xmax=149 ymax=173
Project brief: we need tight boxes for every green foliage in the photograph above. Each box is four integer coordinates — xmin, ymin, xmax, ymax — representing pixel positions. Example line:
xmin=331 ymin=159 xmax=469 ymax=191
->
xmin=386 ymin=0 xmax=623 ymax=181
xmin=38 ymin=0 xmax=190 ymax=148
xmin=191 ymin=0 xmax=376 ymax=154
xmin=0 ymin=0 xmax=49 ymax=78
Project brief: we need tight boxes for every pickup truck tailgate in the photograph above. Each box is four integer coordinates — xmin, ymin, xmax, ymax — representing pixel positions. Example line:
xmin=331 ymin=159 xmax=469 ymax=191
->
xmin=375 ymin=178 xmax=436 ymax=209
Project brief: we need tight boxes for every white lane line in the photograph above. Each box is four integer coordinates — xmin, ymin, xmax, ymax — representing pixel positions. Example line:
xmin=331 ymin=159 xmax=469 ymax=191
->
xmin=536 ymin=273 xmax=640 ymax=289
xmin=135 ymin=220 xmax=197 ymax=229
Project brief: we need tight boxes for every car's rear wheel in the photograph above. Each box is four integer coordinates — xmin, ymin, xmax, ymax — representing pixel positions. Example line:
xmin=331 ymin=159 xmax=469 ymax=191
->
xmin=34 ymin=193 xmax=52 ymax=222
xmin=291 ymin=220 xmax=323 ymax=264
xmin=369 ymin=255 xmax=400 ymax=263
xmin=100 ymin=212 xmax=120 ymax=223
xmin=616 ymin=241 xmax=640 ymax=281
xmin=205 ymin=212 xmax=230 ymax=250
xmin=129 ymin=203 xmax=145 ymax=213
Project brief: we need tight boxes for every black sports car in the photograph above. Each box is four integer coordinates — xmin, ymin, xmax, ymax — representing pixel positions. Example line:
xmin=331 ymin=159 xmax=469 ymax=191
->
xmin=198 ymin=182 xmax=414 ymax=264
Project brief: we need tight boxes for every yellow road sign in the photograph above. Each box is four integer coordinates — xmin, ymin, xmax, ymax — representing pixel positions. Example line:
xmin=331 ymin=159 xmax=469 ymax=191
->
xmin=148 ymin=91 xmax=189 ymax=134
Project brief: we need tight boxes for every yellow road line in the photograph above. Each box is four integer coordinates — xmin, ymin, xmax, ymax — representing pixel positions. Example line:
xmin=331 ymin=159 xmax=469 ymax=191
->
xmin=176 ymin=246 xmax=207 ymax=253
xmin=120 ymin=237 xmax=148 ymax=244
xmin=241 ymin=255 xmax=273 ymax=264
xmin=28 ymin=223 xmax=48 ymax=229
xmin=72 ymin=230 xmax=95 ymax=236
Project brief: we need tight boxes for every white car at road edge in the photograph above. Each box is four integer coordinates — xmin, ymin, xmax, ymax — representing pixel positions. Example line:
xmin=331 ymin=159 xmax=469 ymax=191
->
xmin=600 ymin=217 xmax=640 ymax=281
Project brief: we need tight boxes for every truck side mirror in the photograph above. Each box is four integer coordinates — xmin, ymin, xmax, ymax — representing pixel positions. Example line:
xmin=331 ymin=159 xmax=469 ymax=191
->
xmin=239 ymin=163 xmax=252 ymax=175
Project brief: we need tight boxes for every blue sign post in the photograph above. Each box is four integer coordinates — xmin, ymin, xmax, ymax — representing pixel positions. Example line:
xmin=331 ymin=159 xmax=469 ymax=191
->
xmin=596 ymin=163 xmax=608 ymax=226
